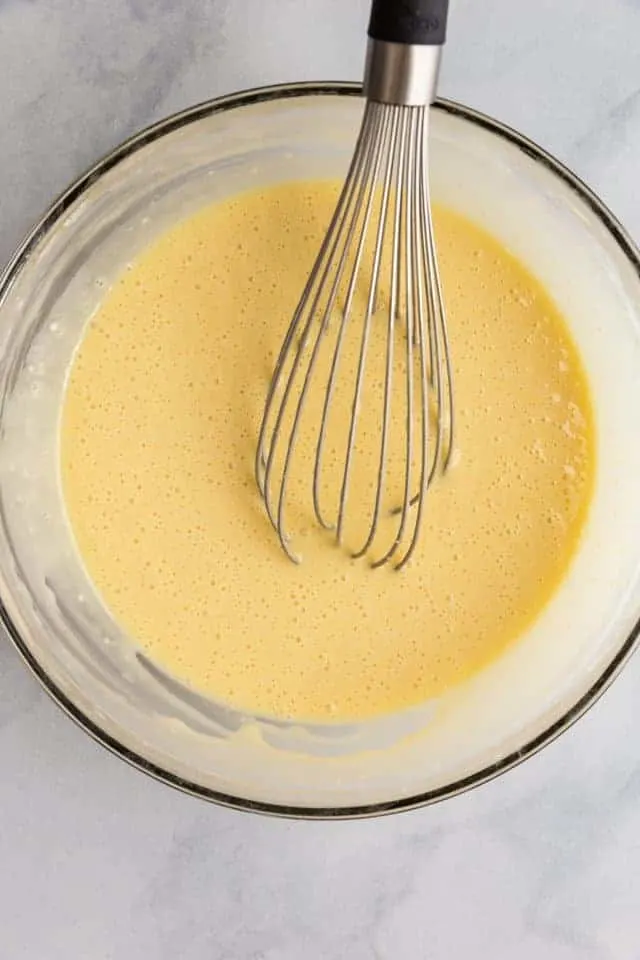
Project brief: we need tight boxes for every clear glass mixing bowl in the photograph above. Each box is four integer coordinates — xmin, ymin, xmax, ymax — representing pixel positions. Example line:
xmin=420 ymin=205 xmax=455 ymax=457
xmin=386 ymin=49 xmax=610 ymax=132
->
xmin=1 ymin=83 xmax=640 ymax=818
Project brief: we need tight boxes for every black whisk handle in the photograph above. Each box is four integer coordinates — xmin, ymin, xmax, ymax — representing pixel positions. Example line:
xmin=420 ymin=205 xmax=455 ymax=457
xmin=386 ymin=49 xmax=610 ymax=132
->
xmin=368 ymin=0 xmax=449 ymax=46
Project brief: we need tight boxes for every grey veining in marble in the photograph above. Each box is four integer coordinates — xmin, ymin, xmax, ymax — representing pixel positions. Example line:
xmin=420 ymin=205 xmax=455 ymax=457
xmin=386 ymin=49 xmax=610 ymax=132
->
xmin=2 ymin=1 xmax=640 ymax=957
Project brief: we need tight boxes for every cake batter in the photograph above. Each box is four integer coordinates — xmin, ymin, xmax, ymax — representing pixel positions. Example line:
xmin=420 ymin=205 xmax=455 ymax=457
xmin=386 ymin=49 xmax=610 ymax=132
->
xmin=61 ymin=180 xmax=595 ymax=722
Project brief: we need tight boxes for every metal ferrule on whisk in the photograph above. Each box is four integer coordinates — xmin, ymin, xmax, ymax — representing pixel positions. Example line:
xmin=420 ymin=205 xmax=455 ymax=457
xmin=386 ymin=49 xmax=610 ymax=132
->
xmin=364 ymin=40 xmax=442 ymax=106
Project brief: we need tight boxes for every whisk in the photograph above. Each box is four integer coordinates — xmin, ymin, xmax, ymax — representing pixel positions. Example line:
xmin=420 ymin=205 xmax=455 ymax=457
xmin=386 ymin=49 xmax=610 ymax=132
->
xmin=256 ymin=0 xmax=454 ymax=570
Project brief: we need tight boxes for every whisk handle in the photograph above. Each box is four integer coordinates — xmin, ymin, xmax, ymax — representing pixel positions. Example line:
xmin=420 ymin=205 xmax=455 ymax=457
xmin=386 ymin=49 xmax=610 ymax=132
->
xmin=368 ymin=0 xmax=449 ymax=46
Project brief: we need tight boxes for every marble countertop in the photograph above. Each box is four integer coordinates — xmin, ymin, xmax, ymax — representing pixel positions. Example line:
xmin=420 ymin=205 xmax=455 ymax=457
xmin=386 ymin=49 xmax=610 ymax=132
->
xmin=2 ymin=0 xmax=640 ymax=956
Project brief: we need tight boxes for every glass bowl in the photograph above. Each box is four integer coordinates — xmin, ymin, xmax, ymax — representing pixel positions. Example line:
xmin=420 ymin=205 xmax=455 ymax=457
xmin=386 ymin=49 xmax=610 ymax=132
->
xmin=1 ymin=82 xmax=640 ymax=819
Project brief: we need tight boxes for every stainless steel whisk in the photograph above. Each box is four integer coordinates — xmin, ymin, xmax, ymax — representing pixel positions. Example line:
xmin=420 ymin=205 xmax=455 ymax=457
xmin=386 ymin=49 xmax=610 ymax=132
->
xmin=256 ymin=0 xmax=454 ymax=570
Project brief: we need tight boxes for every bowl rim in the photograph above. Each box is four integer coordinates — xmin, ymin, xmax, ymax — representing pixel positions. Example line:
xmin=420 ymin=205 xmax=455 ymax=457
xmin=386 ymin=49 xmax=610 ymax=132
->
xmin=2 ymin=80 xmax=640 ymax=820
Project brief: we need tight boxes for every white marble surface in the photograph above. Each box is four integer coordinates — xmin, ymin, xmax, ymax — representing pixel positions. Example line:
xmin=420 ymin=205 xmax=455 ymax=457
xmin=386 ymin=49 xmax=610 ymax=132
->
xmin=2 ymin=0 xmax=640 ymax=956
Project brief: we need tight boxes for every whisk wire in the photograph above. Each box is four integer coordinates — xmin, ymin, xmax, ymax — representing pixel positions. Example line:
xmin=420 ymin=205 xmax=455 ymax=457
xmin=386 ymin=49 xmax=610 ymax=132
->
xmin=336 ymin=104 xmax=401 ymax=548
xmin=257 ymin=92 xmax=454 ymax=566
xmin=255 ymin=105 xmax=374 ymax=494
xmin=395 ymin=108 xmax=432 ymax=569
xmin=256 ymin=105 xmax=378 ymax=558
xmin=372 ymin=106 xmax=419 ymax=568
xmin=352 ymin=105 xmax=408 ymax=560
xmin=313 ymin=102 xmax=389 ymax=531
xmin=273 ymin=107 xmax=385 ymax=558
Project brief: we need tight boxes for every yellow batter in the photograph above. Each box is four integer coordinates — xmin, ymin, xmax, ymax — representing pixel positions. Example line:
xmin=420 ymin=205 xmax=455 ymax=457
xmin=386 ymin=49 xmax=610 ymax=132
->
xmin=60 ymin=180 xmax=594 ymax=722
